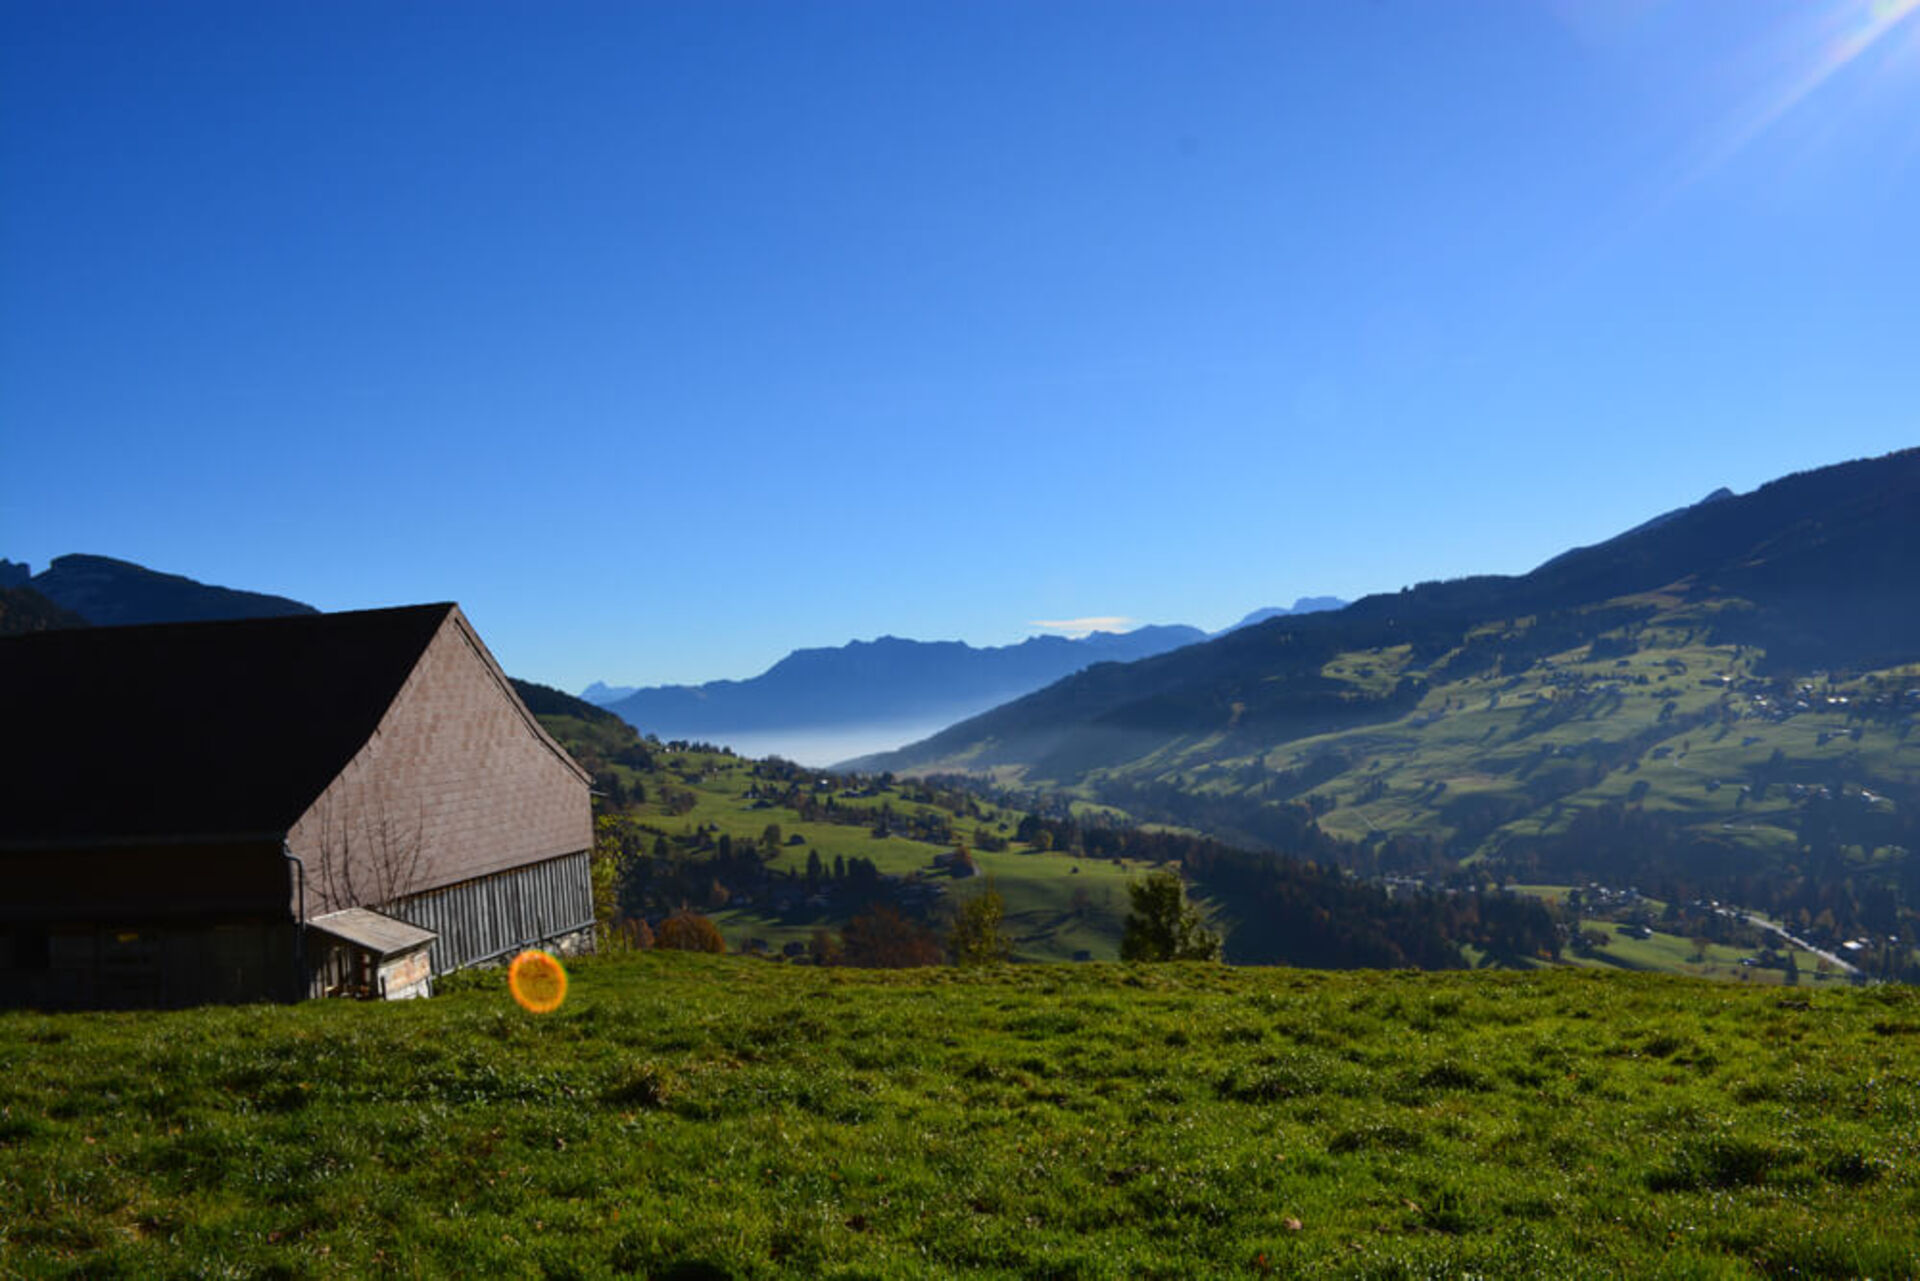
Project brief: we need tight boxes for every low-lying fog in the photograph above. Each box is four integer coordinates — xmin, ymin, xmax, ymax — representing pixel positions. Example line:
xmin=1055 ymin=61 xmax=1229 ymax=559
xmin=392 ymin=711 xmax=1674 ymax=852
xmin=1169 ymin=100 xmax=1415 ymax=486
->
xmin=695 ymin=722 xmax=949 ymax=771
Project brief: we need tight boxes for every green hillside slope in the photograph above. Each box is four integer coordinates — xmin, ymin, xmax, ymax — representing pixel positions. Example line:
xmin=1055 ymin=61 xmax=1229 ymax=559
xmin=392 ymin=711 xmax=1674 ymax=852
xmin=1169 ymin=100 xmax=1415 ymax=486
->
xmin=4 ymin=954 xmax=1915 ymax=1277
xmin=855 ymin=450 xmax=1920 ymax=963
xmin=524 ymin=693 xmax=1566 ymax=971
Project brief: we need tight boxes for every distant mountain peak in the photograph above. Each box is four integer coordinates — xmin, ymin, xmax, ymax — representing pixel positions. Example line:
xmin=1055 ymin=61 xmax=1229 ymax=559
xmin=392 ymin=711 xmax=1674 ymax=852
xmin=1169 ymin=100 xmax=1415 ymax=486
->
xmin=1221 ymin=596 xmax=1348 ymax=635
xmin=580 ymin=680 xmax=640 ymax=706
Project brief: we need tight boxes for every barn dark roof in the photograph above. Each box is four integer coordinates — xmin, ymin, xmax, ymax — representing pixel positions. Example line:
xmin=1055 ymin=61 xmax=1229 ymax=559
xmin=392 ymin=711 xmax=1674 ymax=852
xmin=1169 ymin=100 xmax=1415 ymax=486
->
xmin=0 ymin=604 xmax=456 ymax=848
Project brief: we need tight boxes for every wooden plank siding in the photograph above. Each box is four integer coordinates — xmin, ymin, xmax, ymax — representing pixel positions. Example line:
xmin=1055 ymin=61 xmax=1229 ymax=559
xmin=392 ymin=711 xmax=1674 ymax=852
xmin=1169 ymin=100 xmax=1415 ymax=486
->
xmin=1 ymin=922 xmax=298 ymax=1011
xmin=2 ymin=605 xmax=596 ymax=1009
xmin=383 ymin=850 xmax=593 ymax=974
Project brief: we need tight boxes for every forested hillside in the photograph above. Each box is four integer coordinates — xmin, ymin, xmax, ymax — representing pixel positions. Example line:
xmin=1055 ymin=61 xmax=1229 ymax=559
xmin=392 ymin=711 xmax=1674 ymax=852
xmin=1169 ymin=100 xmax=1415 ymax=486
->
xmin=514 ymin=680 xmax=1563 ymax=970
xmin=853 ymin=450 xmax=1920 ymax=971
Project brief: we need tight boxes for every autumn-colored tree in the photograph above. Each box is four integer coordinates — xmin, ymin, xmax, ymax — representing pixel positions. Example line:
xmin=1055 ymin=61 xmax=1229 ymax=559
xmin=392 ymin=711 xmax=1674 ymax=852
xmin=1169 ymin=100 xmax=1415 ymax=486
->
xmin=610 ymin=916 xmax=654 ymax=951
xmin=808 ymin=926 xmax=843 ymax=966
xmin=841 ymin=904 xmax=942 ymax=967
xmin=655 ymin=909 xmax=727 ymax=954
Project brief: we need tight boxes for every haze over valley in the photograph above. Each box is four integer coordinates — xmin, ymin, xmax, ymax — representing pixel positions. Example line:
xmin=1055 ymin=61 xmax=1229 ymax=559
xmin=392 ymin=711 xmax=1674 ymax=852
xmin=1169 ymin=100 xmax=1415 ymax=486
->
xmin=9 ymin=3 xmax=1920 ymax=1272
xmin=576 ymin=598 xmax=1348 ymax=766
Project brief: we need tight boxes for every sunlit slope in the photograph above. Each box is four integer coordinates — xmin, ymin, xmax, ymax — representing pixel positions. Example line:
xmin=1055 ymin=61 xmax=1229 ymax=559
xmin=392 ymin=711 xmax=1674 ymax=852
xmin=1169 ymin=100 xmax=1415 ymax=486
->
xmin=856 ymin=449 xmax=1920 ymax=869
xmin=5 ymin=955 xmax=1917 ymax=1277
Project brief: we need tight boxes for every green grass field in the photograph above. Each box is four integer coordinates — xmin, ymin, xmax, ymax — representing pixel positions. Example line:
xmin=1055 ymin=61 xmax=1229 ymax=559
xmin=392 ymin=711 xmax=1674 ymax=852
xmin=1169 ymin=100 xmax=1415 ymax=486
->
xmin=618 ymin=753 xmax=1156 ymax=962
xmin=5 ymin=954 xmax=1917 ymax=1277
xmin=1565 ymin=929 xmax=1814 ymax=984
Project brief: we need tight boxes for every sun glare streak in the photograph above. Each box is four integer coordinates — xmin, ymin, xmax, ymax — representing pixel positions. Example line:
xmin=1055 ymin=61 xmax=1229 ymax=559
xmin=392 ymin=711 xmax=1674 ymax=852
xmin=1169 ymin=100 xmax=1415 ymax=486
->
xmin=508 ymin=949 xmax=568 ymax=1013
xmin=1687 ymin=0 xmax=1920 ymax=184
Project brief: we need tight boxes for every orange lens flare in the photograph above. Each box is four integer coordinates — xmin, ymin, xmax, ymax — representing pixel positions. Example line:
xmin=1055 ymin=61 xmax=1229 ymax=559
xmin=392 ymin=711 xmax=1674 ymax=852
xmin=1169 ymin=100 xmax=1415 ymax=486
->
xmin=508 ymin=948 xmax=568 ymax=1013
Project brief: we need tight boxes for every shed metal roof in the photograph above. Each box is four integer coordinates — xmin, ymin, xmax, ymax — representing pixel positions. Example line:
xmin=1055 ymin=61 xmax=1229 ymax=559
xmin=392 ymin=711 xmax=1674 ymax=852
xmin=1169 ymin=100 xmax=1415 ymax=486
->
xmin=307 ymin=907 xmax=438 ymax=957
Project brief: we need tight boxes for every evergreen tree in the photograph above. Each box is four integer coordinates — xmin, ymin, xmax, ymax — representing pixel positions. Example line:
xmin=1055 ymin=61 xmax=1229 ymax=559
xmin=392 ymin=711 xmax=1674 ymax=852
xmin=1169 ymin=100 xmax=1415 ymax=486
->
xmin=1120 ymin=869 xmax=1221 ymax=962
xmin=949 ymin=877 xmax=1012 ymax=966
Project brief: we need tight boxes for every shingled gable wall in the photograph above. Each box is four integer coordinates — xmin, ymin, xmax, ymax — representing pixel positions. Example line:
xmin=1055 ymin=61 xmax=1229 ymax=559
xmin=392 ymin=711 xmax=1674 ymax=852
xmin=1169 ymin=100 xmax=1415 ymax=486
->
xmin=285 ymin=606 xmax=593 ymax=920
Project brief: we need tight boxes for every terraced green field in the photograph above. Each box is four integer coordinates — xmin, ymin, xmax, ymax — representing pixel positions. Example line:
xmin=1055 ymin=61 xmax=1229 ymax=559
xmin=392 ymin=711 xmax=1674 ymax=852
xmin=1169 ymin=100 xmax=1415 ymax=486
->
xmin=4 ymin=954 xmax=1917 ymax=1277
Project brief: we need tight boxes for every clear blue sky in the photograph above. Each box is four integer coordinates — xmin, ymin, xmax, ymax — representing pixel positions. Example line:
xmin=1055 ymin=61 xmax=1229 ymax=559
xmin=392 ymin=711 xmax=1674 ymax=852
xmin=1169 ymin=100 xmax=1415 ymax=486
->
xmin=4 ymin=1 xmax=1916 ymax=691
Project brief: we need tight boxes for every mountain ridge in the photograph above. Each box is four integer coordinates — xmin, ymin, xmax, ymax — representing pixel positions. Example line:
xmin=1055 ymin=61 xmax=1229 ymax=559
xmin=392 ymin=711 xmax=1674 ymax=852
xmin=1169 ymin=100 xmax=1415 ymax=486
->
xmin=586 ymin=598 xmax=1348 ymax=752
xmin=837 ymin=448 xmax=1920 ymax=960
xmin=599 ymin=625 xmax=1211 ymax=744
xmin=853 ymin=447 xmax=1920 ymax=781
xmin=14 ymin=554 xmax=318 ymax=627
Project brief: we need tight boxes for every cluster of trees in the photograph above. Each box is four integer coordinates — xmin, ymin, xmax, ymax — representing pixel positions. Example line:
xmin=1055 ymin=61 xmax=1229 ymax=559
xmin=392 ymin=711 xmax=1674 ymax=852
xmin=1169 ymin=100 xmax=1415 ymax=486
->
xmin=988 ymin=805 xmax=1559 ymax=968
xmin=602 ymin=817 xmax=894 ymax=925
xmin=1179 ymin=841 xmax=1569 ymax=968
xmin=560 ymin=715 xmax=1582 ymax=977
xmin=1491 ymin=786 xmax=1920 ymax=964
xmin=597 ymin=848 xmax=1223 ymax=973
xmin=817 ymin=870 xmax=1220 ymax=969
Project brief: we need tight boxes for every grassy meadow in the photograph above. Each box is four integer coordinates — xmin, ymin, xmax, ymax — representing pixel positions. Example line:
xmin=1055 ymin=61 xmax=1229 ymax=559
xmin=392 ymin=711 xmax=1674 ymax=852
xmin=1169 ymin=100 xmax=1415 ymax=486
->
xmin=4 ymin=953 xmax=1918 ymax=1278
xmin=613 ymin=750 xmax=1146 ymax=962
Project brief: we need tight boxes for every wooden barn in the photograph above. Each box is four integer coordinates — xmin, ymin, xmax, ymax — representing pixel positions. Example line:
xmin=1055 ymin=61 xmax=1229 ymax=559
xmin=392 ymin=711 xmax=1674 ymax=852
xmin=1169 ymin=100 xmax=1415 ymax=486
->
xmin=0 ymin=603 xmax=595 ymax=1009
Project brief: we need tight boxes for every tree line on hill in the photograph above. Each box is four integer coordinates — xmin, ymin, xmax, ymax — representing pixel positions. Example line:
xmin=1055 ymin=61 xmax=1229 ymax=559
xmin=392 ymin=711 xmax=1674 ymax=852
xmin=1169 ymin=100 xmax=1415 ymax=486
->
xmin=535 ymin=679 xmax=1564 ymax=970
xmin=1490 ymin=792 xmax=1920 ymax=981
xmin=988 ymin=800 xmax=1561 ymax=968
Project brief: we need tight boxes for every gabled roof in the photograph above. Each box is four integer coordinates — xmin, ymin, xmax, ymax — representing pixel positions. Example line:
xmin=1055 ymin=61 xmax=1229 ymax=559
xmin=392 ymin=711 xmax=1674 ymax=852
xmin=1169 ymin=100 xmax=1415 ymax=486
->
xmin=0 ymin=604 xmax=457 ymax=848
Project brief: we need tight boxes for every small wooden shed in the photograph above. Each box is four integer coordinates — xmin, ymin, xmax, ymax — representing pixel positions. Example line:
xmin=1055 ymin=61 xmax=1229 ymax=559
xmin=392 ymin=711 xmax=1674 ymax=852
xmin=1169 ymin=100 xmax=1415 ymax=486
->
xmin=306 ymin=908 xmax=438 ymax=1000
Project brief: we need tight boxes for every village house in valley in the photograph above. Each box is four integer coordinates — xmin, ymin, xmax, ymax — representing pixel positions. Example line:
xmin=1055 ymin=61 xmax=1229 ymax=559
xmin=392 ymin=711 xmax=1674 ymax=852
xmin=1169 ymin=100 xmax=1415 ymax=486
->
xmin=0 ymin=604 xmax=594 ymax=1008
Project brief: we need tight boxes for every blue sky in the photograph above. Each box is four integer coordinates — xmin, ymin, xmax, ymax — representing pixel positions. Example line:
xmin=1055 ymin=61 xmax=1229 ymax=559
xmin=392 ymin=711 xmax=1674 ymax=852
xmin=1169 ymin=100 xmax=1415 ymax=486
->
xmin=4 ymin=1 xmax=1917 ymax=691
